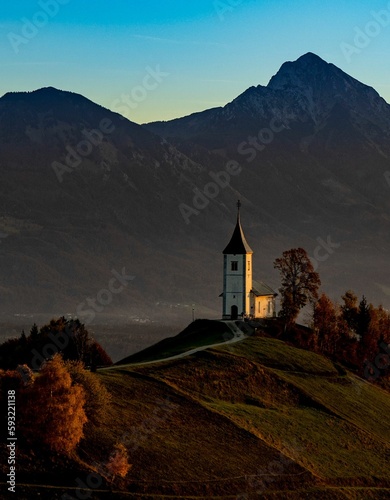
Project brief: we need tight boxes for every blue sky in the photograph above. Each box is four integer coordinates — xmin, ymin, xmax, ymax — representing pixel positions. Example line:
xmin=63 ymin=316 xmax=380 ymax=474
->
xmin=1 ymin=0 xmax=390 ymax=123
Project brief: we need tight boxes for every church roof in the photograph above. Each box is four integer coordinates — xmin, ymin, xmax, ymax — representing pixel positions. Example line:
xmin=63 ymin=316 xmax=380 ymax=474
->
xmin=251 ymin=280 xmax=278 ymax=297
xmin=223 ymin=210 xmax=253 ymax=255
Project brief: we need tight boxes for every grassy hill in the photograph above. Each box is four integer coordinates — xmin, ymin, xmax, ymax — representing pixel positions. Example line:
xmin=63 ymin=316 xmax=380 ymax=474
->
xmin=115 ymin=319 xmax=242 ymax=365
xmin=4 ymin=320 xmax=390 ymax=498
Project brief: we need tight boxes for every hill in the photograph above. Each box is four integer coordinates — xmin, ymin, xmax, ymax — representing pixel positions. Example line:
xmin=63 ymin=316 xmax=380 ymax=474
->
xmin=6 ymin=321 xmax=390 ymax=498
xmin=115 ymin=319 xmax=253 ymax=365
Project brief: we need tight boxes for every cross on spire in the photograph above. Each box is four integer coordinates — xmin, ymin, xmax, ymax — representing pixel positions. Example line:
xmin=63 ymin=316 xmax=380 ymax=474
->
xmin=223 ymin=199 xmax=253 ymax=254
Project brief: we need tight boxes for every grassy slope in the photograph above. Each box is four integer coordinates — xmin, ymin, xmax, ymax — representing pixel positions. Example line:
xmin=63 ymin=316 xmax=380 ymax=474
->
xmin=96 ymin=331 xmax=390 ymax=497
xmin=115 ymin=319 xmax=235 ymax=364
xmin=9 ymin=325 xmax=390 ymax=498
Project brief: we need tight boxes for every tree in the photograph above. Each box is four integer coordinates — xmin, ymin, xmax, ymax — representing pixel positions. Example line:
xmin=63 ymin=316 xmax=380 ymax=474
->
xmin=38 ymin=318 xmax=113 ymax=367
xmin=0 ymin=318 xmax=112 ymax=370
xmin=105 ymin=443 xmax=131 ymax=481
xmin=357 ymin=295 xmax=371 ymax=338
xmin=20 ymin=330 xmax=27 ymax=345
xmin=375 ymin=305 xmax=390 ymax=344
xmin=340 ymin=290 xmax=358 ymax=334
xmin=274 ymin=248 xmax=321 ymax=326
xmin=16 ymin=364 xmax=33 ymax=386
xmin=313 ymin=293 xmax=338 ymax=355
xmin=90 ymin=341 xmax=113 ymax=371
xmin=29 ymin=323 xmax=39 ymax=341
xmin=65 ymin=360 xmax=111 ymax=427
xmin=20 ymin=354 xmax=87 ymax=454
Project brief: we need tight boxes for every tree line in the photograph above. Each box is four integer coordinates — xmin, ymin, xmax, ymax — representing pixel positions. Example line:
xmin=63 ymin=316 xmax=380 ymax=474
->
xmin=0 ymin=317 xmax=112 ymax=370
xmin=273 ymin=248 xmax=390 ymax=385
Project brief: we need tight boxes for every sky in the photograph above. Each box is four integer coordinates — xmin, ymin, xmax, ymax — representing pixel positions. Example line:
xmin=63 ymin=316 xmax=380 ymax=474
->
xmin=1 ymin=0 xmax=390 ymax=123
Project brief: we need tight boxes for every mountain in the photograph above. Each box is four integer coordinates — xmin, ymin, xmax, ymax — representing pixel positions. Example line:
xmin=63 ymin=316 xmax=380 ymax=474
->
xmin=147 ymin=52 xmax=390 ymax=149
xmin=0 ymin=87 xmax=237 ymax=324
xmin=145 ymin=52 xmax=390 ymax=307
xmin=1 ymin=53 xmax=390 ymax=330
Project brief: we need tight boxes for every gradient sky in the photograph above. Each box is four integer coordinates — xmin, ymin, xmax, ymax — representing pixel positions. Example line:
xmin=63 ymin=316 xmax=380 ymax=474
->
xmin=1 ymin=0 xmax=390 ymax=123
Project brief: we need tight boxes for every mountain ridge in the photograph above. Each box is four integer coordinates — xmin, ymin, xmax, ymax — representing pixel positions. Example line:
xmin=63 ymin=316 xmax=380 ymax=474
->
xmin=1 ymin=52 xmax=390 ymax=325
xmin=147 ymin=52 xmax=390 ymax=142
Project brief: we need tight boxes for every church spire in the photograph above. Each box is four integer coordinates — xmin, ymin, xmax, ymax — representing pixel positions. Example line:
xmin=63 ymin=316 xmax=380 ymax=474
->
xmin=223 ymin=200 xmax=253 ymax=255
xmin=236 ymin=199 xmax=242 ymax=224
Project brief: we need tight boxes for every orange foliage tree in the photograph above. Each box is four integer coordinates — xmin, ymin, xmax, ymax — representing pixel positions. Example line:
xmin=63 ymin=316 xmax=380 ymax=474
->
xmin=20 ymin=354 xmax=87 ymax=454
xmin=65 ymin=360 xmax=111 ymax=427
xmin=106 ymin=443 xmax=132 ymax=481
xmin=313 ymin=293 xmax=338 ymax=355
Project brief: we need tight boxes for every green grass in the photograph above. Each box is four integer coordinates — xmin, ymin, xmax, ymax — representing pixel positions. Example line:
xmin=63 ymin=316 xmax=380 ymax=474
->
xmin=112 ymin=332 xmax=390 ymax=493
xmin=275 ymin=370 xmax=390 ymax=443
xmin=217 ymin=335 xmax=338 ymax=375
xmin=206 ymin=400 xmax=389 ymax=479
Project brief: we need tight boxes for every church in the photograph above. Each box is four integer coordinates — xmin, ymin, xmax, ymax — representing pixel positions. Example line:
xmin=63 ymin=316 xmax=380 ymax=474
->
xmin=221 ymin=201 xmax=277 ymax=320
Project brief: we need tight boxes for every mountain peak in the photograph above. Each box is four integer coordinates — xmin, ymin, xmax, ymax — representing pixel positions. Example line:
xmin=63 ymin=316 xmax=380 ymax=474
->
xmin=2 ymin=86 xmax=64 ymax=99
xmin=296 ymin=52 xmax=328 ymax=64
xmin=1 ymin=87 xmax=82 ymax=109
xmin=264 ymin=52 xmax=390 ymax=124
xmin=267 ymin=53 xmax=331 ymax=91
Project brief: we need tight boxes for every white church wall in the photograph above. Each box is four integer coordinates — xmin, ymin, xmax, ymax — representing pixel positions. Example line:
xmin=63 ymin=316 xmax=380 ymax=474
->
xmin=223 ymin=254 xmax=246 ymax=317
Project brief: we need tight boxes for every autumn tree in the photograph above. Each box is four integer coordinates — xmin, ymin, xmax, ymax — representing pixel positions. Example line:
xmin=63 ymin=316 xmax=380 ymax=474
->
xmin=375 ymin=305 xmax=390 ymax=345
xmin=106 ymin=443 xmax=132 ymax=481
xmin=65 ymin=360 xmax=111 ymax=427
xmin=20 ymin=354 xmax=87 ymax=454
xmin=16 ymin=364 xmax=34 ymax=386
xmin=313 ymin=293 xmax=338 ymax=355
xmin=274 ymin=248 xmax=321 ymax=326
xmin=89 ymin=341 xmax=113 ymax=372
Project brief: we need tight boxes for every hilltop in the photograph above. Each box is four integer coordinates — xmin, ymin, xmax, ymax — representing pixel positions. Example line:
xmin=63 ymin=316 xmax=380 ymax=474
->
xmin=7 ymin=320 xmax=390 ymax=499
xmin=115 ymin=318 xmax=253 ymax=365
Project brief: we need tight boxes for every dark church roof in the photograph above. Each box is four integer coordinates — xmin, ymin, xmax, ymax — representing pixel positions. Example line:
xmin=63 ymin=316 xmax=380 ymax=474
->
xmin=251 ymin=280 xmax=278 ymax=297
xmin=223 ymin=212 xmax=253 ymax=255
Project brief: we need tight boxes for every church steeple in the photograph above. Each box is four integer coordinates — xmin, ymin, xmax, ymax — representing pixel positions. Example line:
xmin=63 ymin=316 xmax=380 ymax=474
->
xmin=223 ymin=200 xmax=253 ymax=255
xmin=222 ymin=201 xmax=253 ymax=320
xmin=221 ymin=201 xmax=277 ymax=320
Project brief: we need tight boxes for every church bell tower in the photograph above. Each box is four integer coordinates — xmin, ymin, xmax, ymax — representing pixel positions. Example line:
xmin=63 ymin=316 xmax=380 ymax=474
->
xmin=222 ymin=201 xmax=253 ymax=320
